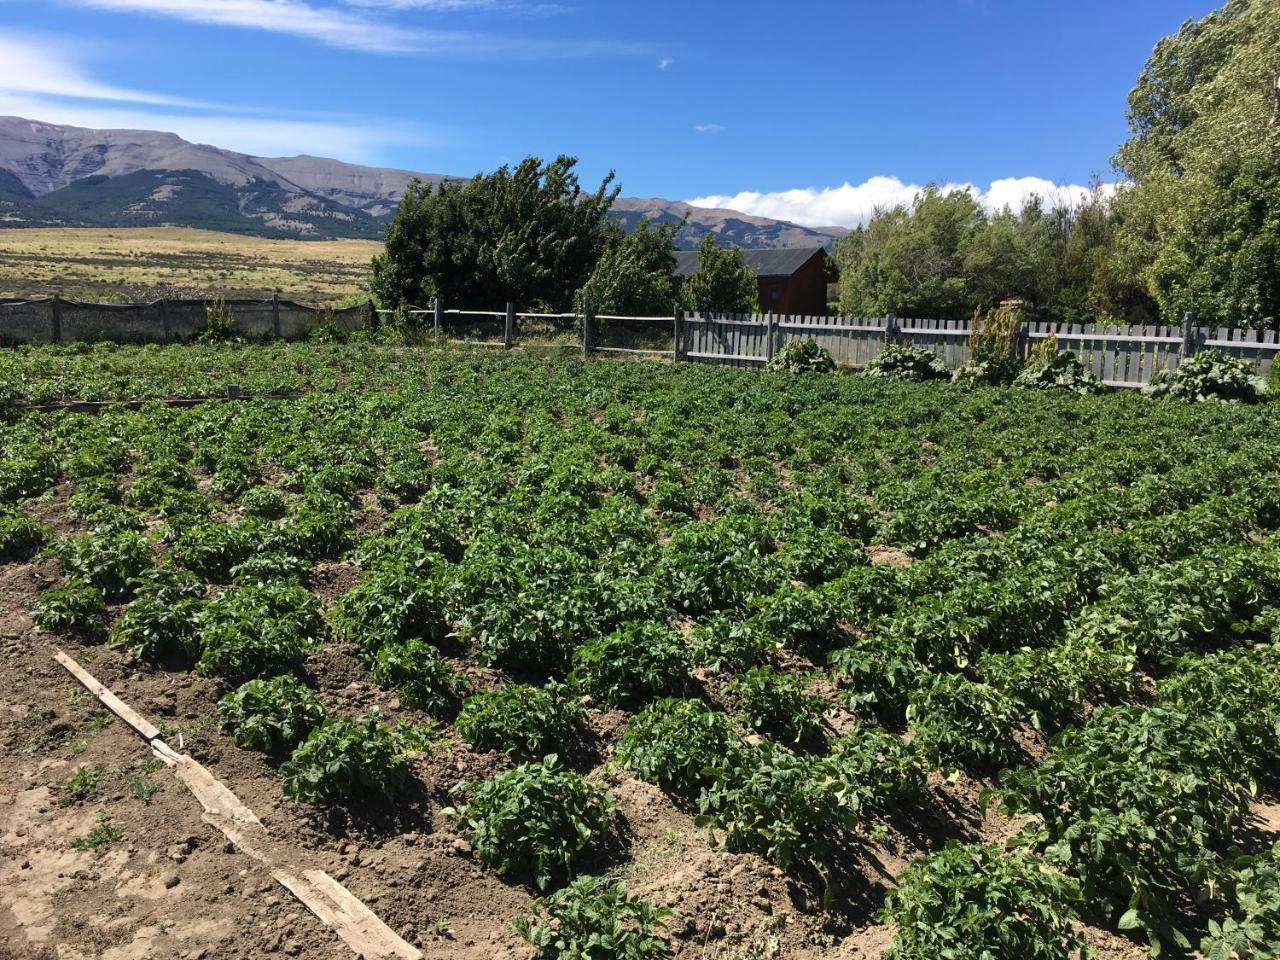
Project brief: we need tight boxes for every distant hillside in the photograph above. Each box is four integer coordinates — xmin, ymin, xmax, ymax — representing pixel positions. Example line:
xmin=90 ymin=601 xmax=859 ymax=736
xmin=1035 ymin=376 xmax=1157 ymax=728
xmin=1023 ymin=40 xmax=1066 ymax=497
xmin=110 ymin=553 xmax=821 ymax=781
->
xmin=0 ymin=117 xmax=846 ymax=249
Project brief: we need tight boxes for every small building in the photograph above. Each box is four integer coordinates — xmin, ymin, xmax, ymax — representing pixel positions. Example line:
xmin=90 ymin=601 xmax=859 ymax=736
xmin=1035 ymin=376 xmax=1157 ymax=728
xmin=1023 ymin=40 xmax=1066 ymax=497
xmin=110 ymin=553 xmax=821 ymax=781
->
xmin=672 ymin=246 xmax=830 ymax=316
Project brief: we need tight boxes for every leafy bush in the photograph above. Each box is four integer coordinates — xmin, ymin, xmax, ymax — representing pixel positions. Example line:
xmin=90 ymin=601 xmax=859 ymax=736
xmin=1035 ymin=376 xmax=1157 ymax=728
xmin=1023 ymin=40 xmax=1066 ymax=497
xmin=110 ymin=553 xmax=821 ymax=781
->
xmin=956 ymin=302 xmax=1023 ymax=386
xmin=197 ymin=297 xmax=239 ymax=343
xmin=881 ymin=842 xmax=1087 ymax=960
xmin=906 ymin=674 xmax=1018 ymax=770
xmin=1143 ymin=350 xmax=1268 ymax=404
xmin=239 ymin=485 xmax=287 ymax=519
xmin=448 ymin=756 xmax=615 ymax=889
xmin=218 ymin=675 xmax=326 ymax=751
xmin=281 ymin=713 xmax=409 ymax=803
xmin=1157 ymin=646 xmax=1280 ymax=783
xmin=697 ymin=740 xmax=858 ymax=879
xmin=331 ymin=565 xmax=449 ymax=654
xmin=1014 ymin=349 xmax=1104 ymax=395
xmin=0 ymin=506 xmax=44 ymax=556
xmin=727 ymin=665 xmax=826 ymax=745
xmin=283 ymin=492 xmax=352 ymax=557
xmin=767 ymin=340 xmax=835 ymax=374
xmin=999 ymin=706 xmax=1252 ymax=951
xmin=58 ymin=529 xmax=153 ymax=601
xmin=865 ymin=344 xmax=950 ymax=382
xmin=371 ymin=639 xmax=468 ymax=715
xmin=230 ymin=551 xmax=309 ymax=586
xmin=514 ymin=876 xmax=672 ymax=960
xmin=570 ymin=622 xmax=688 ymax=709
xmin=32 ymin=582 xmax=107 ymax=635
xmin=171 ymin=521 xmax=260 ymax=582
xmin=616 ymin=698 xmax=743 ymax=799
xmin=827 ymin=727 xmax=927 ymax=812
xmin=456 ymin=682 xmax=586 ymax=760
xmin=688 ymin=616 xmax=773 ymax=673
xmin=1203 ymin=845 xmax=1280 ymax=960
xmin=110 ymin=569 xmax=207 ymax=662
xmin=195 ymin=584 xmax=323 ymax=681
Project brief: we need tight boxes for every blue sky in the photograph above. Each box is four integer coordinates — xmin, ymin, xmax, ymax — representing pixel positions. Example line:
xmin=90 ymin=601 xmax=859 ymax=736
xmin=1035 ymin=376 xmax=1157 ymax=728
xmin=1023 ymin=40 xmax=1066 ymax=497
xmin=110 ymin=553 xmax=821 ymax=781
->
xmin=0 ymin=0 xmax=1220 ymax=226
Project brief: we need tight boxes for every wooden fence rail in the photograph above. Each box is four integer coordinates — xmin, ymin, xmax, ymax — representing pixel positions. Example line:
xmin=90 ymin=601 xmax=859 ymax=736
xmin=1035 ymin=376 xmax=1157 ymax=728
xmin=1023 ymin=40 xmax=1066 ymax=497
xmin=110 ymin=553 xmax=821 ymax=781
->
xmin=4 ymin=295 xmax=1277 ymax=387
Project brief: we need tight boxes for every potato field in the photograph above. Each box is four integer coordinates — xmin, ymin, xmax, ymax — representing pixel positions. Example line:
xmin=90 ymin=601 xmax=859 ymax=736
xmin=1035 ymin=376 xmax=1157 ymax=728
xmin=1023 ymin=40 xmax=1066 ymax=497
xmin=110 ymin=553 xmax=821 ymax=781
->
xmin=2 ymin=343 xmax=1280 ymax=960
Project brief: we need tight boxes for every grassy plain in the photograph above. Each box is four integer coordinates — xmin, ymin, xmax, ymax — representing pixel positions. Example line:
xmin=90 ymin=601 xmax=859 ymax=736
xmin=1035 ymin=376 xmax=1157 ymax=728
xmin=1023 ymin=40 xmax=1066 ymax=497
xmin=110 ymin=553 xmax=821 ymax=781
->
xmin=0 ymin=226 xmax=381 ymax=303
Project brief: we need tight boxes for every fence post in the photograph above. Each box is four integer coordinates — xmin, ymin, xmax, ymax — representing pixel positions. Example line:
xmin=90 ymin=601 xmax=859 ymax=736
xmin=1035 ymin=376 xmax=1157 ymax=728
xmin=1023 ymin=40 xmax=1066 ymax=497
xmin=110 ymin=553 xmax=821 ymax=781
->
xmin=271 ymin=293 xmax=282 ymax=339
xmin=159 ymin=298 xmax=171 ymax=342
xmin=50 ymin=294 xmax=62 ymax=343
xmin=504 ymin=302 xmax=515 ymax=349
xmin=433 ymin=297 xmax=442 ymax=337
xmin=1182 ymin=311 xmax=1197 ymax=361
xmin=765 ymin=313 xmax=776 ymax=362
xmin=583 ymin=299 xmax=595 ymax=356
xmin=885 ymin=313 xmax=898 ymax=344
xmin=672 ymin=306 xmax=682 ymax=362
xmin=365 ymin=299 xmax=375 ymax=333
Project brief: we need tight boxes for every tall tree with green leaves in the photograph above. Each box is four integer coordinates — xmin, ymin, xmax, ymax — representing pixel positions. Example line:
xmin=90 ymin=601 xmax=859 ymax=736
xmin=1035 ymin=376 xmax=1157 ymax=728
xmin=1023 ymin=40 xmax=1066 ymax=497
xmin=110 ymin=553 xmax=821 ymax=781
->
xmin=370 ymin=156 xmax=620 ymax=312
xmin=681 ymin=235 xmax=759 ymax=314
xmin=1112 ymin=0 xmax=1280 ymax=326
xmin=579 ymin=220 xmax=681 ymax=315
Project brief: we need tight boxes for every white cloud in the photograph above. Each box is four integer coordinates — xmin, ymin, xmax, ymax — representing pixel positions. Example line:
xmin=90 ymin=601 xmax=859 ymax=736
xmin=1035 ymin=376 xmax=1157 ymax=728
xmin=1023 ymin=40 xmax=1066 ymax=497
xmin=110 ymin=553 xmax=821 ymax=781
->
xmin=688 ymin=176 xmax=1118 ymax=228
xmin=67 ymin=0 xmax=425 ymax=53
xmin=64 ymin=0 xmax=642 ymax=56
xmin=694 ymin=123 xmax=725 ymax=134
xmin=0 ymin=31 xmax=434 ymax=163
xmin=0 ymin=33 xmax=205 ymax=107
xmin=657 ymin=56 xmax=673 ymax=70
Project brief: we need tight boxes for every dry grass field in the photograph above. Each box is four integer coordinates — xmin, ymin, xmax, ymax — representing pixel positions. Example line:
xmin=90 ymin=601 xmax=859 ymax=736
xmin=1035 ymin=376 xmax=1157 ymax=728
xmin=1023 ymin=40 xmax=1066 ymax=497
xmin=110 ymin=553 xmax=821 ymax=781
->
xmin=0 ymin=227 xmax=381 ymax=303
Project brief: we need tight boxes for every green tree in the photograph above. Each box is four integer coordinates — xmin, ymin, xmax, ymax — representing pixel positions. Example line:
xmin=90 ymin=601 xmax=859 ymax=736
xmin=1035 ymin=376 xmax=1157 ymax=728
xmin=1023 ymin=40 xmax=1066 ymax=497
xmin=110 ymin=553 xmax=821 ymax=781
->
xmin=681 ymin=235 xmax=759 ymax=314
xmin=579 ymin=219 xmax=681 ymax=315
xmin=370 ymin=156 xmax=619 ymax=312
xmin=836 ymin=186 xmax=1152 ymax=324
xmin=1113 ymin=0 xmax=1280 ymax=326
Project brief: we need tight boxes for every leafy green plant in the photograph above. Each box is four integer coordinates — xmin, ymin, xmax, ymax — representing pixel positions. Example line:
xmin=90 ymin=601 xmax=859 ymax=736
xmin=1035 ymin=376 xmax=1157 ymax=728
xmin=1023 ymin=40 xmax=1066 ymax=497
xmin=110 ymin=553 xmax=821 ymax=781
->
xmin=616 ymin=698 xmax=744 ymax=800
xmin=881 ymin=842 xmax=1088 ymax=960
xmin=514 ymin=876 xmax=672 ymax=960
xmin=570 ymin=622 xmax=687 ymax=709
xmin=1143 ymin=350 xmax=1268 ymax=404
xmin=1015 ymin=348 xmax=1104 ymax=395
xmin=33 ymin=582 xmax=107 ymax=635
xmin=197 ymin=297 xmax=239 ymax=343
xmin=239 ymin=485 xmax=287 ymax=519
xmin=218 ymin=675 xmax=326 ymax=751
xmin=1203 ymin=845 xmax=1280 ymax=960
xmin=281 ymin=713 xmax=410 ymax=803
xmin=865 ymin=343 xmax=950 ymax=382
xmin=371 ymin=639 xmax=468 ymax=715
xmin=767 ymin=340 xmax=835 ymax=374
xmin=827 ymin=726 xmax=927 ymax=813
xmin=0 ymin=506 xmax=44 ymax=556
xmin=73 ymin=812 xmax=123 ymax=854
xmin=697 ymin=740 xmax=858 ymax=884
xmin=110 ymin=569 xmax=208 ymax=663
xmin=906 ymin=674 xmax=1019 ymax=770
xmin=60 ymin=763 xmax=106 ymax=806
xmin=195 ymin=584 xmax=323 ymax=681
xmin=456 ymin=682 xmax=586 ymax=760
xmin=447 ymin=756 xmax=615 ymax=890
xmin=727 ymin=665 xmax=826 ymax=745
xmin=331 ymin=565 xmax=448 ymax=654
xmin=58 ymin=528 xmax=153 ymax=601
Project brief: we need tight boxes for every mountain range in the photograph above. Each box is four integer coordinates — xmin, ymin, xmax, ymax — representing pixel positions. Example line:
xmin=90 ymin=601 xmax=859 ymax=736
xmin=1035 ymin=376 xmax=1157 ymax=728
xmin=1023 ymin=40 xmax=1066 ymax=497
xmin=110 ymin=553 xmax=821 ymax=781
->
xmin=0 ymin=117 xmax=847 ymax=250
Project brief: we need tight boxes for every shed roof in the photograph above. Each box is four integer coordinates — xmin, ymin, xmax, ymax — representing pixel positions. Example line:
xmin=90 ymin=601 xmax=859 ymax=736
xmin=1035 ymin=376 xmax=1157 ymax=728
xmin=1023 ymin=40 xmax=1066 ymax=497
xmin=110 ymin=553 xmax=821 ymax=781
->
xmin=671 ymin=246 xmax=826 ymax=279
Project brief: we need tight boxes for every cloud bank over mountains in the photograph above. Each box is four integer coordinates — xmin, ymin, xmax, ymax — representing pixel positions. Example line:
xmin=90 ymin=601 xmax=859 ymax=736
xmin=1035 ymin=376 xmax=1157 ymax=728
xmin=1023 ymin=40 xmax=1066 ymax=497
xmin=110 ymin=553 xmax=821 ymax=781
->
xmin=688 ymin=176 xmax=1118 ymax=230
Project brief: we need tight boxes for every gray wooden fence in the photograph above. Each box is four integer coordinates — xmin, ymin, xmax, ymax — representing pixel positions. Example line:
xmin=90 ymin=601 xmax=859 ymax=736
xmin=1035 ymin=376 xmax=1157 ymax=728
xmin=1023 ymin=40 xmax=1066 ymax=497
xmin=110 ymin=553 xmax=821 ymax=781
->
xmin=5 ymin=293 xmax=1277 ymax=387
xmin=678 ymin=312 xmax=1280 ymax=386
